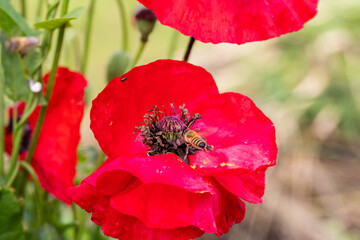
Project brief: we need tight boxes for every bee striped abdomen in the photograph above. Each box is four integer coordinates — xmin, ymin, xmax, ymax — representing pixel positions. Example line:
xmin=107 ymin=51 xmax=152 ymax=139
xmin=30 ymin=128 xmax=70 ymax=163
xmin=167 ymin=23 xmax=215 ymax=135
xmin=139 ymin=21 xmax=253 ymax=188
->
xmin=189 ymin=136 xmax=206 ymax=149
xmin=183 ymin=129 xmax=209 ymax=150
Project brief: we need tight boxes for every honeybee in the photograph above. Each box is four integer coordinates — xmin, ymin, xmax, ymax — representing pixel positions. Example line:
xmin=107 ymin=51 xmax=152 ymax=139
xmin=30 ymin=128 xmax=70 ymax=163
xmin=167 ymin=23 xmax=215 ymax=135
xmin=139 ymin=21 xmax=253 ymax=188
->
xmin=5 ymin=36 xmax=40 ymax=55
xmin=183 ymin=129 xmax=213 ymax=151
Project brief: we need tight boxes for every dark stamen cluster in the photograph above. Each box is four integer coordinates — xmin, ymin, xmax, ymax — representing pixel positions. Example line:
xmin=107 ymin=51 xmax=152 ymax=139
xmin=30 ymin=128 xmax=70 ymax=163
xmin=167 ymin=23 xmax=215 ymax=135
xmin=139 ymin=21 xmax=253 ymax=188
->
xmin=135 ymin=103 xmax=202 ymax=164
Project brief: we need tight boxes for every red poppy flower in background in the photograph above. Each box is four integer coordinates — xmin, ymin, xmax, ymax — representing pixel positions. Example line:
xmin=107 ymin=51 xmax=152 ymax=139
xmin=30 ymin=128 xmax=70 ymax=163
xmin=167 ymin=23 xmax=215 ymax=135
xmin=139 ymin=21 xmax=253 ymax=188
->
xmin=5 ymin=67 xmax=87 ymax=204
xmin=138 ymin=0 xmax=318 ymax=44
xmin=70 ymin=60 xmax=277 ymax=239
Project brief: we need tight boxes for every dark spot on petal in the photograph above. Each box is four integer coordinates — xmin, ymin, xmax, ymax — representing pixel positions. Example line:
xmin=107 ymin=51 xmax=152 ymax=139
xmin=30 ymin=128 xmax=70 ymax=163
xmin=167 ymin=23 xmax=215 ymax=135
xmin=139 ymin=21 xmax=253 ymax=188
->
xmin=121 ymin=77 xmax=127 ymax=82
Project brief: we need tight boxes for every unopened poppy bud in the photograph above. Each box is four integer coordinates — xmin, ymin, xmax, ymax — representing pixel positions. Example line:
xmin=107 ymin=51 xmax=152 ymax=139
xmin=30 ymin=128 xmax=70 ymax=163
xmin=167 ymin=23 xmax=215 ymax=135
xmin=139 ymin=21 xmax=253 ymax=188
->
xmin=106 ymin=51 xmax=130 ymax=83
xmin=5 ymin=36 xmax=40 ymax=55
xmin=135 ymin=7 xmax=157 ymax=43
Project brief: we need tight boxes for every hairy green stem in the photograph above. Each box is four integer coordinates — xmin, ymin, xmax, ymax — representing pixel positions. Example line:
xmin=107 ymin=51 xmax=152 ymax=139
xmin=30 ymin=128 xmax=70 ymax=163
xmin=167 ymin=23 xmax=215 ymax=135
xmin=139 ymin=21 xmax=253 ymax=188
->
xmin=20 ymin=161 xmax=44 ymax=225
xmin=131 ymin=41 xmax=146 ymax=68
xmin=81 ymin=0 xmax=96 ymax=74
xmin=25 ymin=0 xmax=70 ymax=165
xmin=115 ymin=0 xmax=129 ymax=51
xmin=183 ymin=37 xmax=196 ymax=62
xmin=0 ymin=47 xmax=4 ymax=176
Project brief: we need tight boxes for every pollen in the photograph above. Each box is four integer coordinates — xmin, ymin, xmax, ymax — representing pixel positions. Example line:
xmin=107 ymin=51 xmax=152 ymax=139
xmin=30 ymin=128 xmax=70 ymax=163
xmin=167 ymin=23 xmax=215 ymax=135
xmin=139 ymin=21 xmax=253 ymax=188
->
xmin=220 ymin=162 xmax=235 ymax=167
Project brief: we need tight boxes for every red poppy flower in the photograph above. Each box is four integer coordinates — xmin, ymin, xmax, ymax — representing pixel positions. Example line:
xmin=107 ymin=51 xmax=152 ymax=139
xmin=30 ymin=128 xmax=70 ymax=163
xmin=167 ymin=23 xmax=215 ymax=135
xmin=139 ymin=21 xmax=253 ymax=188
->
xmin=138 ymin=0 xmax=318 ymax=44
xmin=5 ymin=67 xmax=87 ymax=204
xmin=70 ymin=60 xmax=277 ymax=239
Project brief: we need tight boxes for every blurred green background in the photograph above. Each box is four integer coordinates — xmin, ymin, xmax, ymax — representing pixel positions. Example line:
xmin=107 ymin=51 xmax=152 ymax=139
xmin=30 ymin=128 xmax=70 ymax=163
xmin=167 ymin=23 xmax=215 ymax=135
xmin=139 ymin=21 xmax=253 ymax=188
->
xmin=13 ymin=0 xmax=360 ymax=239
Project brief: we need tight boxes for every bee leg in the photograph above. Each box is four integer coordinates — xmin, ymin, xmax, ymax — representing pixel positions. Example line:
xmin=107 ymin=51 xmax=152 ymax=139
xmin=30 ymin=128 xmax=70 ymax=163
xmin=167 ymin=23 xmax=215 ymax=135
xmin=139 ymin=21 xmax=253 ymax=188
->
xmin=183 ymin=145 xmax=190 ymax=165
xmin=184 ymin=156 xmax=189 ymax=165
xmin=147 ymin=150 xmax=158 ymax=156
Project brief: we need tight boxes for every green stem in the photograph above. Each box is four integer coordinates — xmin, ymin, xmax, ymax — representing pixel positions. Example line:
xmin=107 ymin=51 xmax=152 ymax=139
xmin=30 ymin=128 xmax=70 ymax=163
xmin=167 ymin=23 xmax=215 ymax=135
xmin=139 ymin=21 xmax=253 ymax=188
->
xmin=115 ymin=0 xmax=129 ymax=51
xmin=12 ymin=101 xmax=17 ymax=134
xmin=0 ymin=47 xmax=4 ymax=176
xmin=36 ymin=0 xmax=44 ymax=19
xmin=90 ymin=225 xmax=102 ymax=240
xmin=72 ymin=204 xmax=80 ymax=240
xmin=183 ymin=37 xmax=196 ymax=62
xmin=20 ymin=161 xmax=44 ymax=225
xmin=167 ymin=30 xmax=180 ymax=59
xmin=131 ymin=41 xmax=146 ymax=68
xmin=20 ymin=0 xmax=26 ymax=19
xmin=61 ymin=0 xmax=70 ymax=15
xmin=6 ymin=161 xmax=19 ymax=187
xmin=6 ymin=93 xmax=36 ymax=184
xmin=81 ymin=0 xmax=96 ymax=74
xmin=25 ymin=0 xmax=70 ymax=164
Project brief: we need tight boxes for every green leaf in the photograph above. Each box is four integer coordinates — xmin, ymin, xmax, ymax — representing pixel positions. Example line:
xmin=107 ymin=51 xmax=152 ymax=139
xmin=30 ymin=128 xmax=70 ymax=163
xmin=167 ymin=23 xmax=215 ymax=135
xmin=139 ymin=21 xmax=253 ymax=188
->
xmin=24 ymin=49 xmax=43 ymax=76
xmin=34 ymin=7 xmax=83 ymax=31
xmin=34 ymin=18 xmax=75 ymax=31
xmin=0 ymin=32 xmax=29 ymax=101
xmin=63 ymin=7 xmax=83 ymax=19
xmin=35 ymin=224 xmax=63 ymax=240
xmin=0 ymin=0 xmax=35 ymax=36
xmin=0 ymin=188 xmax=25 ymax=240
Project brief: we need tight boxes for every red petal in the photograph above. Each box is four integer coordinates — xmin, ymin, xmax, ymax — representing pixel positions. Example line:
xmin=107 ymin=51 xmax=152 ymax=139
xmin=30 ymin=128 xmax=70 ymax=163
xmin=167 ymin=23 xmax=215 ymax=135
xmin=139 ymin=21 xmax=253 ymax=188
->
xmin=110 ymin=179 xmax=218 ymax=233
xmin=138 ymin=0 xmax=152 ymax=9
xmin=90 ymin=60 xmax=218 ymax=159
xmin=188 ymin=92 xmax=277 ymax=175
xmin=209 ymin=179 xmax=246 ymax=236
xmin=214 ymin=170 xmax=265 ymax=204
xmin=71 ymin=161 xmax=246 ymax=238
xmin=110 ymin=177 xmax=246 ymax=235
xmin=92 ymin=154 xmax=216 ymax=195
xmin=139 ymin=0 xmax=318 ymax=44
xmin=29 ymin=67 xmax=86 ymax=203
xmin=70 ymin=182 xmax=205 ymax=240
xmin=185 ymin=93 xmax=276 ymax=203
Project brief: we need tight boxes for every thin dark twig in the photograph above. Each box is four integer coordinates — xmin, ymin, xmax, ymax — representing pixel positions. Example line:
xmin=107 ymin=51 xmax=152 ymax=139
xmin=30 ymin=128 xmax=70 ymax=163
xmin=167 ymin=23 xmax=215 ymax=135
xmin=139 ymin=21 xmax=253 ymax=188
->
xmin=183 ymin=37 xmax=196 ymax=62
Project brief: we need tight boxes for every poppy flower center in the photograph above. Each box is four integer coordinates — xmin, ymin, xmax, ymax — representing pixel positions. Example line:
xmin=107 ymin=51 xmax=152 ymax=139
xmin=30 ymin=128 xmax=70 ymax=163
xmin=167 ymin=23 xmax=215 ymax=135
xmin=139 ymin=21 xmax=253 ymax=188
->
xmin=135 ymin=103 xmax=213 ymax=164
xmin=7 ymin=117 xmax=32 ymax=154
